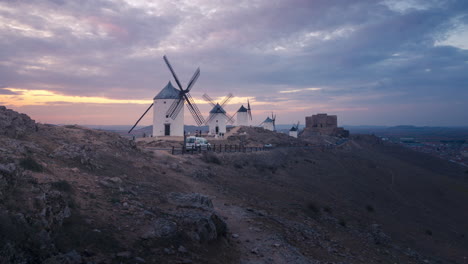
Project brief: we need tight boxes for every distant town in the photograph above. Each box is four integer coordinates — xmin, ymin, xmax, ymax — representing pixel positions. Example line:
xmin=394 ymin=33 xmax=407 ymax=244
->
xmin=346 ymin=125 xmax=468 ymax=167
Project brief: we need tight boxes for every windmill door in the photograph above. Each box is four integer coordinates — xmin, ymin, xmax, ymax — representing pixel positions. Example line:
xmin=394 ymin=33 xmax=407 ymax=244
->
xmin=164 ymin=124 xmax=170 ymax=136
xmin=215 ymin=126 xmax=219 ymax=134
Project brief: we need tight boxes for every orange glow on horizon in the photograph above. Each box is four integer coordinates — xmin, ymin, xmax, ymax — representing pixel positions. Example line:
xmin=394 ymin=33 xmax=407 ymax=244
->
xmin=0 ymin=87 xmax=262 ymax=107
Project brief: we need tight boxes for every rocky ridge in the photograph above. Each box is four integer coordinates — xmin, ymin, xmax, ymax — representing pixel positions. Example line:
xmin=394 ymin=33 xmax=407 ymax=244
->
xmin=1 ymin=106 xmax=468 ymax=264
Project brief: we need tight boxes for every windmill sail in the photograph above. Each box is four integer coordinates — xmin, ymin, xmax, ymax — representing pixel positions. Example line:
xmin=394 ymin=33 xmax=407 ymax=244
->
xmin=247 ymin=99 xmax=252 ymax=120
xmin=203 ymin=94 xmax=236 ymax=125
xmin=202 ymin=93 xmax=216 ymax=107
xmin=163 ymin=55 xmax=205 ymax=126
xmin=220 ymin=93 xmax=233 ymax=107
xmin=163 ymin=55 xmax=183 ymax=90
xmin=186 ymin=68 xmax=200 ymax=92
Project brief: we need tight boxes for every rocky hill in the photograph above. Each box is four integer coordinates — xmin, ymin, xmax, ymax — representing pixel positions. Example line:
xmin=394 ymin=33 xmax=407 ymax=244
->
xmin=1 ymin=106 xmax=468 ymax=264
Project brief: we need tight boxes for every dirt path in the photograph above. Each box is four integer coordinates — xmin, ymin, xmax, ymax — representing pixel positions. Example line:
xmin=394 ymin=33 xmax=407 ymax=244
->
xmin=212 ymin=198 xmax=315 ymax=264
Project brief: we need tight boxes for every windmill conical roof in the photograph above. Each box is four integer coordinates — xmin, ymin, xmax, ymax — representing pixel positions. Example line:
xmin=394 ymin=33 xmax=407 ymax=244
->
xmin=209 ymin=103 xmax=226 ymax=114
xmin=154 ymin=81 xmax=181 ymax=100
xmin=290 ymin=126 xmax=297 ymax=131
xmin=237 ymin=105 xmax=248 ymax=112
xmin=263 ymin=117 xmax=273 ymax=123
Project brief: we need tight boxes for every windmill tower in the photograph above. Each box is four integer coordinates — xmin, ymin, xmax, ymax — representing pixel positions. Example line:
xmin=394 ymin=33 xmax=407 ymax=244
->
xmin=260 ymin=113 xmax=276 ymax=131
xmin=289 ymin=121 xmax=299 ymax=138
xmin=203 ymin=93 xmax=235 ymax=136
xmin=128 ymin=55 xmax=205 ymax=137
xmin=152 ymin=81 xmax=184 ymax=136
xmin=236 ymin=100 xmax=252 ymax=126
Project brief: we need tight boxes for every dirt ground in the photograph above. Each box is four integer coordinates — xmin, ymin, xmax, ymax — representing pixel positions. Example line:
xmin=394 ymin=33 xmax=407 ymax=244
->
xmin=1 ymin=118 xmax=468 ymax=263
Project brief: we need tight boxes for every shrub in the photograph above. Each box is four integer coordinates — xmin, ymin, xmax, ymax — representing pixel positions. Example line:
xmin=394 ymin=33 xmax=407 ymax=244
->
xmin=307 ymin=202 xmax=320 ymax=214
xmin=51 ymin=180 xmax=73 ymax=193
xmin=202 ymin=152 xmax=222 ymax=165
xmin=19 ymin=157 xmax=43 ymax=172
xmin=339 ymin=219 xmax=347 ymax=227
xmin=323 ymin=206 xmax=332 ymax=213
xmin=425 ymin=229 xmax=433 ymax=236
xmin=366 ymin=205 xmax=375 ymax=213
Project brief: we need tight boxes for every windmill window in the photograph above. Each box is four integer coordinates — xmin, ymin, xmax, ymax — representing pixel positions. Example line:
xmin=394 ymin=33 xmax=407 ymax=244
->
xmin=166 ymin=115 xmax=169 ymax=118
xmin=164 ymin=101 xmax=166 ymax=104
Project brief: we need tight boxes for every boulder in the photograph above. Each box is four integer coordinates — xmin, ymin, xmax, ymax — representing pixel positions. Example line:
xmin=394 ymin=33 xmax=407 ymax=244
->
xmin=165 ymin=193 xmax=227 ymax=243
xmin=177 ymin=210 xmax=227 ymax=242
xmin=140 ymin=218 xmax=178 ymax=239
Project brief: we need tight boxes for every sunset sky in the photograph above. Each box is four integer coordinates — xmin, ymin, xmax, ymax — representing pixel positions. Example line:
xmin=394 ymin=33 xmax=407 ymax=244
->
xmin=1 ymin=0 xmax=467 ymax=126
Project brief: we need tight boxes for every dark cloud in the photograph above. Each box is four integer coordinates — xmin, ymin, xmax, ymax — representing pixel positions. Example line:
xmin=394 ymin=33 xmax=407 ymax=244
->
xmin=0 ymin=0 xmax=467 ymax=125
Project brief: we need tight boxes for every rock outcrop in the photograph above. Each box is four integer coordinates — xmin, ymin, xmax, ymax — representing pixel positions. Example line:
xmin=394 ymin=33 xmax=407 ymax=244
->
xmin=0 ymin=106 xmax=37 ymax=138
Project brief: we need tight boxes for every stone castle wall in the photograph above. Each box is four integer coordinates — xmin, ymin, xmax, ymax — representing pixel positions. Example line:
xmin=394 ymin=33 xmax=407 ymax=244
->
xmin=305 ymin=113 xmax=337 ymax=128
xmin=302 ymin=113 xmax=349 ymax=138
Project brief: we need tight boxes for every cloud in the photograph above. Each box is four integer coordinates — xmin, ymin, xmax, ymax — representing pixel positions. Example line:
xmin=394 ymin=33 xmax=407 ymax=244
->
xmin=0 ymin=86 xmax=19 ymax=95
xmin=279 ymin=88 xmax=322 ymax=94
xmin=0 ymin=0 xmax=467 ymax=125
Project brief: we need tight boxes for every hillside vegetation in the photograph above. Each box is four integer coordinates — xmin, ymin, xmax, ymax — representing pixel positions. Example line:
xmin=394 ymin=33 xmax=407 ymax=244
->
xmin=1 ymin=106 xmax=467 ymax=264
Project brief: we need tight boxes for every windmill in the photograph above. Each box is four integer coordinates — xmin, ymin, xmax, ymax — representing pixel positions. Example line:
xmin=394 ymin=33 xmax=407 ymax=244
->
xmin=128 ymin=55 xmax=205 ymax=137
xmin=203 ymin=93 xmax=235 ymax=136
xmin=260 ymin=112 xmax=276 ymax=131
xmin=236 ymin=99 xmax=253 ymax=126
xmin=289 ymin=121 xmax=300 ymax=138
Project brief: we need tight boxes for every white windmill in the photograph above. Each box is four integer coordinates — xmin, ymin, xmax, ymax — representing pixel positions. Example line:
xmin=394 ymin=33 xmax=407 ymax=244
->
xmin=260 ymin=113 xmax=276 ymax=131
xmin=203 ymin=93 xmax=235 ymax=136
xmin=289 ymin=121 xmax=300 ymax=138
xmin=128 ymin=55 xmax=205 ymax=137
xmin=236 ymin=100 xmax=252 ymax=126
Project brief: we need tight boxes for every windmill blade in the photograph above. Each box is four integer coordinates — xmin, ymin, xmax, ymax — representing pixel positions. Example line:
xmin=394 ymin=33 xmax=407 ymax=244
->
xmin=163 ymin=55 xmax=183 ymax=91
xmin=202 ymin=93 xmax=216 ymax=107
xmin=128 ymin=103 xmax=153 ymax=133
xmin=169 ymin=97 xmax=185 ymax=119
xmin=186 ymin=103 xmax=204 ymax=126
xmin=185 ymin=67 xmax=200 ymax=92
xmin=220 ymin=93 xmax=233 ymax=108
xmin=184 ymin=93 xmax=205 ymax=126
xmin=247 ymin=100 xmax=252 ymax=120
xmin=223 ymin=112 xmax=235 ymax=124
xmin=205 ymin=113 xmax=216 ymax=125
xmin=166 ymin=96 xmax=183 ymax=118
xmin=185 ymin=92 xmax=205 ymax=123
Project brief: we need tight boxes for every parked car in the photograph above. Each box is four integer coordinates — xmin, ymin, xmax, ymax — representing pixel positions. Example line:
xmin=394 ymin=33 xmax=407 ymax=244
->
xmin=186 ymin=136 xmax=211 ymax=150
xmin=264 ymin=143 xmax=273 ymax=148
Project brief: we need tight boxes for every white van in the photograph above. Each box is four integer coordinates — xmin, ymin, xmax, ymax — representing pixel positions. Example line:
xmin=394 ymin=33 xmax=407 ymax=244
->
xmin=186 ymin=136 xmax=211 ymax=150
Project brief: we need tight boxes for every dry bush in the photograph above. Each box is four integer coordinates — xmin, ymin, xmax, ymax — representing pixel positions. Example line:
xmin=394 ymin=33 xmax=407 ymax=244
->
xmin=51 ymin=180 xmax=73 ymax=193
xmin=19 ymin=157 xmax=43 ymax=172
xmin=202 ymin=152 xmax=222 ymax=165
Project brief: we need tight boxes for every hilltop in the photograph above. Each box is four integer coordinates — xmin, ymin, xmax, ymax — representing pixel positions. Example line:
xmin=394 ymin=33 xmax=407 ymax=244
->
xmin=1 ymin=106 xmax=468 ymax=264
